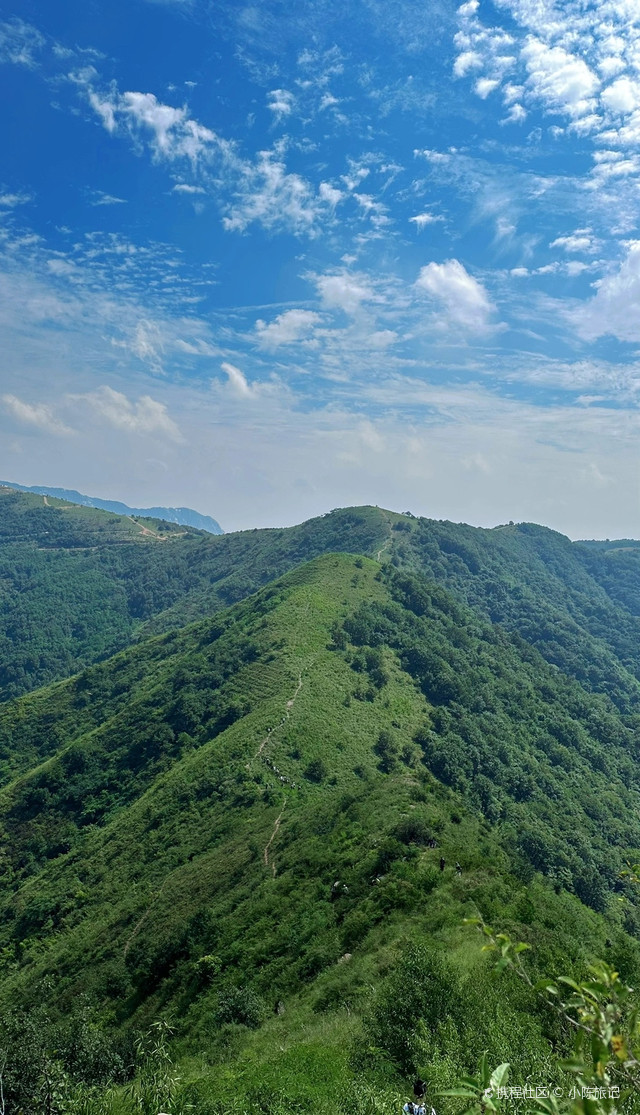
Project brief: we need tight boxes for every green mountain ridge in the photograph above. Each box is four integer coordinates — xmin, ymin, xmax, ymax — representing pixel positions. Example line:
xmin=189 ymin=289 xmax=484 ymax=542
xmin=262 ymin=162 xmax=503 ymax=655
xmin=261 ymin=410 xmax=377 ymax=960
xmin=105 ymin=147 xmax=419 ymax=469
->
xmin=5 ymin=497 xmax=640 ymax=1111
xmin=0 ymin=480 xmax=224 ymax=535
xmin=5 ymin=486 xmax=640 ymax=714
xmin=2 ymin=551 xmax=640 ymax=1111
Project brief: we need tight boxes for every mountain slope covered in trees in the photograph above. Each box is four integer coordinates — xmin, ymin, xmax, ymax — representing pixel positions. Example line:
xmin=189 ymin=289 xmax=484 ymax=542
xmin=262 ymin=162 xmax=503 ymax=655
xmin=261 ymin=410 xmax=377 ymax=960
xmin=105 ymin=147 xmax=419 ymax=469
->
xmin=2 ymin=553 xmax=640 ymax=1112
xmin=0 ymin=493 xmax=392 ymax=701
xmin=4 ymin=485 xmax=640 ymax=719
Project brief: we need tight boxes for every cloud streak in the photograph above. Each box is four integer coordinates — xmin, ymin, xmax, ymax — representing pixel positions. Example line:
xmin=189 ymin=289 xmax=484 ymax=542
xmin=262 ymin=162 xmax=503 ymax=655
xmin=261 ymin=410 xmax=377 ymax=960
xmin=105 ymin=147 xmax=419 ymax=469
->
xmin=2 ymin=394 xmax=73 ymax=436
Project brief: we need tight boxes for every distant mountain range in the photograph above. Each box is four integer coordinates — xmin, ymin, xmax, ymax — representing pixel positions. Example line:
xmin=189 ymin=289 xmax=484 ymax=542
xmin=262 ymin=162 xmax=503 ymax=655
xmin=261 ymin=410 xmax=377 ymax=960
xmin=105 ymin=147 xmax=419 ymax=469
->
xmin=0 ymin=480 xmax=223 ymax=534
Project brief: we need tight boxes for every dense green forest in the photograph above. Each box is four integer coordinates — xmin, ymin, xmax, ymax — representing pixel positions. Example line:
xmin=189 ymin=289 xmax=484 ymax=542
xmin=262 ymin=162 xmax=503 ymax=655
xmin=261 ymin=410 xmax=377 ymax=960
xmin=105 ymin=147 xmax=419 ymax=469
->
xmin=0 ymin=545 xmax=639 ymax=1112
xmin=4 ymin=493 xmax=640 ymax=1112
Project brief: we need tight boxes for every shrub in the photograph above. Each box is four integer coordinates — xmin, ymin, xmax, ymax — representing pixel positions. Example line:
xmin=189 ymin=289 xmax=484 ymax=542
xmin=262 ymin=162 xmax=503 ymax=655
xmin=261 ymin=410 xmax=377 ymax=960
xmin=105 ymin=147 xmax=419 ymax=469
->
xmin=214 ymin=985 xmax=265 ymax=1029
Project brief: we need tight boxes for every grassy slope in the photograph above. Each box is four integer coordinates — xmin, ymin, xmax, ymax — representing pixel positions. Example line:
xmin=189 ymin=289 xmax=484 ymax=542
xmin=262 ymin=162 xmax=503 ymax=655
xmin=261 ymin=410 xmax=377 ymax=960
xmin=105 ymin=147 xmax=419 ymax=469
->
xmin=0 ymin=493 xmax=391 ymax=702
xmin=2 ymin=554 xmax=640 ymax=1110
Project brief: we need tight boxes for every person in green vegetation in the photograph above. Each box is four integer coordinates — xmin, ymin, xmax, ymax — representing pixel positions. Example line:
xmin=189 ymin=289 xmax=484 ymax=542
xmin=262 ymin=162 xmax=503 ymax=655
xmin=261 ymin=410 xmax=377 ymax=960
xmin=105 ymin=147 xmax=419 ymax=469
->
xmin=403 ymin=1100 xmax=434 ymax=1115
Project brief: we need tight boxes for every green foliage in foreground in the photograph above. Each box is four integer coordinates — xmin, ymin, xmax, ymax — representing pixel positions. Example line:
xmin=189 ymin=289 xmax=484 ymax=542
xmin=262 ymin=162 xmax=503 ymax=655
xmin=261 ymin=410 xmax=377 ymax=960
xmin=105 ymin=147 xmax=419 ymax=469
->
xmin=444 ymin=921 xmax=640 ymax=1115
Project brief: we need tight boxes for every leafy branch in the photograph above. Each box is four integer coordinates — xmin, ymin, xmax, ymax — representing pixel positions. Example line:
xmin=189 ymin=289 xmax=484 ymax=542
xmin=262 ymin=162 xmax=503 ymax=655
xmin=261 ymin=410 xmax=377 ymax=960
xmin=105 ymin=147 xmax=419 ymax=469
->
xmin=448 ymin=918 xmax=640 ymax=1115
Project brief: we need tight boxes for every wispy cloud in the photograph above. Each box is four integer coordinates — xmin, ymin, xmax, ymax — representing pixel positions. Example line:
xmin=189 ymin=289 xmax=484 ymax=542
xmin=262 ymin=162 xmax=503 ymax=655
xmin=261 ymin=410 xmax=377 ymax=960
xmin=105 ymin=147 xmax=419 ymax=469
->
xmin=0 ymin=192 xmax=31 ymax=209
xmin=409 ymin=212 xmax=444 ymax=230
xmin=2 ymin=394 xmax=73 ymax=436
xmin=267 ymin=88 xmax=296 ymax=122
xmin=172 ymin=183 xmax=206 ymax=194
xmin=86 ymin=84 xmax=220 ymax=165
xmin=313 ymin=271 xmax=378 ymax=314
xmin=78 ymin=385 xmax=183 ymax=440
xmin=0 ymin=18 xmax=45 ymax=68
xmin=222 ymin=149 xmax=329 ymax=235
xmin=255 ymin=309 xmax=322 ymax=348
xmin=90 ymin=191 xmax=127 ymax=206
xmin=573 ymin=241 xmax=640 ymax=343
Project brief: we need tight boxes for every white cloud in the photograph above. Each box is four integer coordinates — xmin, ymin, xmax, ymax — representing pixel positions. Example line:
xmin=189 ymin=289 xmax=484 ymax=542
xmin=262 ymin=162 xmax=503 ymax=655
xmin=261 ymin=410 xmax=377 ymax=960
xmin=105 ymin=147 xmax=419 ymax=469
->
xmin=353 ymin=193 xmax=390 ymax=227
xmin=82 ymin=73 xmax=336 ymax=238
xmin=522 ymin=38 xmax=600 ymax=120
xmin=88 ymin=89 xmax=117 ymax=133
xmin=319 ymin=91 xmax=339 ymax=111
xmin=255 ymin=309 xmax=321 ymax=348
xmin=454 ymin=50 xmax=483 ymax=77
xmin=550 ymin=229 xmax=596 ymax=253
xmin=2 ymin=394 xmax=73 ymax=436
xmin=601 ymin=75 xmax=640 ymax=115
xmin=87 ymin=85 xmax=219 ymax=165
xmin=80 ymin=385 xmax=183 ymax=440
xmin=599 ymin=55 xmax=626 ymax=80
xmin=223 ymin=150 xmax=324 ymax=235
xmin=172 ymin=183 xmax=206 ymax=194
xmin=47 ymin=258 xmax=77 ymax=277
xmin=0 ymin=192 xmax=30 ymax=209
xmin=591 ymin=149 xmax=640 ymax=180
xmin=409 ymin=212 xmax=444 ymax=230
xmin=319 ymin=181 xmax=343 ymax=207
xmin=130 ymin=320 xmax=165 ymax=372
xmin=0 ymin=18 xmax=44 ymax=68
xmin=221 ymin=361 xmax=253 ymax=397
xmin=502 ymin=102 xmax=527 ymax=123
xmin=475 ymin=77 xmax=501 ymax=98
xmin=368 ymin=330 xmax=398 ymax=348
xmin=314 ymin=272 xmax=377 ymax=314
xmin=341 ymin=160 xmax=371 ymax=191
xmin=267 ymin=88 xmax=296 ymax=121
xmin=415 ymin=259 xmax=497 ymax=333
xmin=574 ymin=241 xmax=640 ymax=342
xmin=90 ymin=192 xmax=127 ymax=206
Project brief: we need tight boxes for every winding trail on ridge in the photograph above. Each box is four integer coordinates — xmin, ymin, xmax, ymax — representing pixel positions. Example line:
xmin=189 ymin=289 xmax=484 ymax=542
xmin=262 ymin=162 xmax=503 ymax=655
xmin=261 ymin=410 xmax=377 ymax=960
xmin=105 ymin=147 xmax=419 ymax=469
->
xmin=375 ymin=533 xmax=392 ymax=562
xmin=255 ymin=665 xmax=310 ymax=875
xmin=254 ymin=670 xmax=304 ymax=760
xmin=263 ymin=800 xmax=287 ymax=877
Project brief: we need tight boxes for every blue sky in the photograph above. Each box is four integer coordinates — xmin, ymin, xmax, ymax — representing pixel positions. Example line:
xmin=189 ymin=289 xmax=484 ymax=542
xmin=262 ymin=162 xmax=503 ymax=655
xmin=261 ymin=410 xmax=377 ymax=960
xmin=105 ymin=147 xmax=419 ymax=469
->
xmin=1 ymin=0 xmax=640 ymax=535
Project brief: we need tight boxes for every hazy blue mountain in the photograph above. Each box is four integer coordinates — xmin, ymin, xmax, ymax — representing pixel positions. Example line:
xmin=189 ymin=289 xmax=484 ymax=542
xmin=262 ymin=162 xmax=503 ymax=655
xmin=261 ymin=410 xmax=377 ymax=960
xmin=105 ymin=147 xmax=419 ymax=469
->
xmin=0 ymin=480 xmax=223 ymax=534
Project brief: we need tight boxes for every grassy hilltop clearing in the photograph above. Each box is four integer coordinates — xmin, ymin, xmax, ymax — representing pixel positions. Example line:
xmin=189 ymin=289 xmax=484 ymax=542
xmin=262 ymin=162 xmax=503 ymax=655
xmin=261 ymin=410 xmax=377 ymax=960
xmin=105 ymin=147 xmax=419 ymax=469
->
xmin=2 ymin=545 xmax=640 ymax=1111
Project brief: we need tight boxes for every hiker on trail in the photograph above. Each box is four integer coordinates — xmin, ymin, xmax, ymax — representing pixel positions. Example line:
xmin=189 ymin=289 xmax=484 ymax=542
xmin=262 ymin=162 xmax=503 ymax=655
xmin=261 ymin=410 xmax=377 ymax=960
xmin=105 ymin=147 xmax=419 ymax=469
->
xmin=455 ymin=861 xmax=462 ymax=876
xmin=414 ymin=1078 xmax=426 ymax=1100
xmin=439 ymin=856 xmax=445 ymax=872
